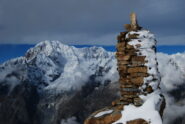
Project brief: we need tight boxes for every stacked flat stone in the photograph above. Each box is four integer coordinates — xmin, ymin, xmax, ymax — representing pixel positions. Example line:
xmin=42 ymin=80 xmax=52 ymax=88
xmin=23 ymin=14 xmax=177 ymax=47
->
xmin=116 ymin=32 xmax=145 ymax=106
xmin=84 ymin=13 xmax=165 ymax=124
xmin=112 ymin=13 xmax=160 ymax=108
xmin=115 ymin=31 xmax=150 ymax=106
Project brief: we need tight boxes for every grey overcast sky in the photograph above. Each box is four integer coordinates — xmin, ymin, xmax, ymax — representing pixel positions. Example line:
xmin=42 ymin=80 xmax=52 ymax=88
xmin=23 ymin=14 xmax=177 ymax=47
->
xmin=0 ymin=0 xmax=185 ymax=45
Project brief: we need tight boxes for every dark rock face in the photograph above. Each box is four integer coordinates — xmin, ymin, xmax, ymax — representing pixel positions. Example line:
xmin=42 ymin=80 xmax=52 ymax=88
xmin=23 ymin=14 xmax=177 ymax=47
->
xmin=166 ymin=84 xmax=185 ymax=124
xmin=0 ymin=82 xmax=40 ymax=124
xmin=0 ymin=79 xmax=185 ymax=124
xmin=57 ymin=82 xmax=119 ymax=124
xmin=0 ymin=79 xmax=119 ymax=124
xmin=169 ymin=84 xmax=185 ymax=102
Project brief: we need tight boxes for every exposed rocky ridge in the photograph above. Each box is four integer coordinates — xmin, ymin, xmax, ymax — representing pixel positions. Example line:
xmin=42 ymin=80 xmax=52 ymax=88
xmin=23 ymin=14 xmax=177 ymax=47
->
xmin=0 ymin=41 xmax=185 ymax=123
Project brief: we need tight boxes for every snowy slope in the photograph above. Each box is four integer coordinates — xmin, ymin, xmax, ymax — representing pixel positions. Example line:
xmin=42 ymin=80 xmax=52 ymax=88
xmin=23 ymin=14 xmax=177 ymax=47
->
xmin=0 ymin=41 xmax=185 ymax=93
xmin=0 ymin=41 xmax=118 ymax=93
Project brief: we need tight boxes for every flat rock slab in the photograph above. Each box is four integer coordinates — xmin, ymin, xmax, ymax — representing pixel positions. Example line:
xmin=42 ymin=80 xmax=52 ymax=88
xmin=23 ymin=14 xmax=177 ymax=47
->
xmin=127 ymin=119 xmax=149 ymax=124
xmin=84 ymin=107 xmax=122 ymax=124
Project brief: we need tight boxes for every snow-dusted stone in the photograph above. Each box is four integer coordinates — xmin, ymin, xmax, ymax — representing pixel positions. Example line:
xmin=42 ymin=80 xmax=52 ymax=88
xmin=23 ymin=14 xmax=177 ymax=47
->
xmin=84 ymin=13 xmax=165 ymax=124
xmin=84 ymin=107 xmax=122 ymax=124
xmin=113 ymin=14 xmax=165 ymax=124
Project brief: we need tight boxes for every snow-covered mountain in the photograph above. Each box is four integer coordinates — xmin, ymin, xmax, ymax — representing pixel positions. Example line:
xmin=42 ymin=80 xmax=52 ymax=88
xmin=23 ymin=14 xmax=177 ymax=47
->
xmin=0 ymin=41 xmax=118 ymax=93
xmin=0 ymin=41 xmax=185 ymax=124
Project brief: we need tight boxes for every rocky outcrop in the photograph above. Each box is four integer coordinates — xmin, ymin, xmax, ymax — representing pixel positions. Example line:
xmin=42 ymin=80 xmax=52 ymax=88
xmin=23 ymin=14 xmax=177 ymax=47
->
xmin=84 ymin=13 xmax=165 ymax=124
xmin=126 ymin=119 xmax=148 ymax=124
xmin=84 ymin=107 xmax=121 ymax=124
xmin=56 ymin=82 xmax=120 ymax=124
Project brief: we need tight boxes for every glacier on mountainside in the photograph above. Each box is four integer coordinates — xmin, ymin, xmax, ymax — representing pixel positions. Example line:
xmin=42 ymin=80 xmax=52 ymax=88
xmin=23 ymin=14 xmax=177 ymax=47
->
xmin=0 ymin=41 xmax=118 ymax=93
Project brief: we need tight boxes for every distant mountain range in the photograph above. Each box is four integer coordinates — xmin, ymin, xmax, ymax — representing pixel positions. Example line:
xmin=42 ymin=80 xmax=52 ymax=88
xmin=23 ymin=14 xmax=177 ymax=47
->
xmin=0 ymin=41 xmax=185 ymax=124
xmin=0 ymin=43 xmax=185 ymax=64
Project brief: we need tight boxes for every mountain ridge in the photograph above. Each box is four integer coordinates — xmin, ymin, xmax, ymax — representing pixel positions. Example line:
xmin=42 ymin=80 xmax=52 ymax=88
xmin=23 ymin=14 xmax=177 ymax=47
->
xmin=0 ymin=41 xmax=185 ymax=124
xmin=1 ymin=43 xmax=185 ymax=64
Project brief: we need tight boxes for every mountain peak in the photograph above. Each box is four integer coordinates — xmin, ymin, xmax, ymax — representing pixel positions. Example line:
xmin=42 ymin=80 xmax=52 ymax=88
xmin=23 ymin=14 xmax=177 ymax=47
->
xmin=25 ymin=41 xmax=70 ymax=60
xmin=0 ymin=41 xmax=117 ymax=92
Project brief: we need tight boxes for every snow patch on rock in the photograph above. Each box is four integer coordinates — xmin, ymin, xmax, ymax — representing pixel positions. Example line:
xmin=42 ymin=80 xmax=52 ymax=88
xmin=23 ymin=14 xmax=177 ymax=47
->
xmin=127 ymin=30 xmax=160 ymax=90
xmin=94 ymin=110 xmax=113 ymax=117
xmin=113 ymin=90 xmax=163 ymax=124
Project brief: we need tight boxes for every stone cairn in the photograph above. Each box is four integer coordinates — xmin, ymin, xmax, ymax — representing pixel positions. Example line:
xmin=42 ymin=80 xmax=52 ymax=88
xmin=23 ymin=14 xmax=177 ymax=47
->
xmin=84 ymin=13 xmax=165 ymax=124
xmin=113 ymin=13 xmax=147 ymax=107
